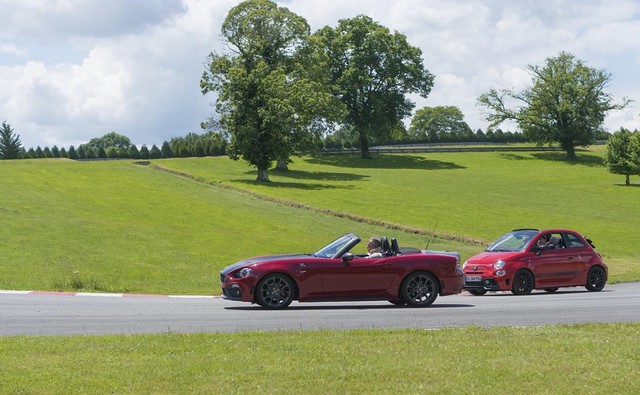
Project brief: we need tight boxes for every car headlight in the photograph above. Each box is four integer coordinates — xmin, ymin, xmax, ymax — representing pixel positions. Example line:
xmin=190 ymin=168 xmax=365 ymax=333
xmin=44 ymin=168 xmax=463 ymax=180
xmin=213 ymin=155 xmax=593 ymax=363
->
xmin=493 ymin=260 xmax=506 ymax=270
xmin=236 ymin=268 xmax=253 ymax=278
xmin=462 ymin=261 xmax=468 ymax=270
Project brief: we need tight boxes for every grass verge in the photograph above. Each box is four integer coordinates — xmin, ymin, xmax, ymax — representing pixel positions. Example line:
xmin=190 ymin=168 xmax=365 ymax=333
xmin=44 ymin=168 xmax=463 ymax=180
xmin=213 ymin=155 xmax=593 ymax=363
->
xmin=1 ymin=323 xmax=638 ymax=394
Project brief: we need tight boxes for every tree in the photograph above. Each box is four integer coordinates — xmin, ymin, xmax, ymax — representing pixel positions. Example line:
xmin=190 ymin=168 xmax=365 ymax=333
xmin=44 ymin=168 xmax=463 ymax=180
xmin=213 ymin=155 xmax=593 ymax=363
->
xmin=201 ymin=0 xmax=341 ymax=181
xmin=315 ymin=15 xmax=434 ymax=158
xmin=80 ymin=132 xmax=132 ymax=155
xmin=0 ymin=121 xmax=22 ymax=159
xmin=603 ymin=128 xmax=640 ymax=185
xmin=139 ymin=144 xmax=151 ymax=159
xmin=160 ymin=141 xmax=173 ymax=158
xmin=478 ymin=51 xmax=631 ymax=159
xmin=409 ymin=106 xmax=471 ymax=143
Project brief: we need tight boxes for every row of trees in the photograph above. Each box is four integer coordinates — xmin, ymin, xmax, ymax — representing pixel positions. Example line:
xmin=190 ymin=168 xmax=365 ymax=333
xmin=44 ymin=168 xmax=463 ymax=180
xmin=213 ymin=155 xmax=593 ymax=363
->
xmin=201 ymin=1 xmax=631 ymax=181
xmin=0 ymin=129 xmax=229 ymax=160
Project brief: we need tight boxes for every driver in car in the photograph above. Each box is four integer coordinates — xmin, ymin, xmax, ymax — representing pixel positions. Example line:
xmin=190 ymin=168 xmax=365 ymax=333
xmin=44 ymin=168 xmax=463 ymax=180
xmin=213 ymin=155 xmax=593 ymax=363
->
xmin=367 ymin=237 xmax=384 ymax=258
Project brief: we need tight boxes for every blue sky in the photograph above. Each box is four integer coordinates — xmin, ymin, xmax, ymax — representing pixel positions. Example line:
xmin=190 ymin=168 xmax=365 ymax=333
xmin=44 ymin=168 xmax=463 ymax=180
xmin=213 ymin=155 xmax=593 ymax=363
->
xmin=1 ymin=0 xmax=639 ymax=149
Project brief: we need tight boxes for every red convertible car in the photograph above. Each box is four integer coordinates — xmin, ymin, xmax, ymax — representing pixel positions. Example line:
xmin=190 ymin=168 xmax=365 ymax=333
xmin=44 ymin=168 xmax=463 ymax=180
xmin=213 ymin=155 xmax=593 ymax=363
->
xmin=463 ymin=229 xmax=608 ymax=295
xmin=220 ymin=233 xmax=464 ymax=309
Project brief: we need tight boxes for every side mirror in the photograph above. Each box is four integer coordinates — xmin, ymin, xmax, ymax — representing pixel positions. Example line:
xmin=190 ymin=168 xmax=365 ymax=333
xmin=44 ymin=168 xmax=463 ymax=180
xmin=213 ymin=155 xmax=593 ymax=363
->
xmin=341 ymin=252 xmax=355 ymax=262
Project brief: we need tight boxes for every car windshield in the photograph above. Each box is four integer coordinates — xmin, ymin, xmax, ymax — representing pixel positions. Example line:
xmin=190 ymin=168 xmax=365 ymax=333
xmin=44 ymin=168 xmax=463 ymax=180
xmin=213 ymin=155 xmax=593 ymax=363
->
xmin=314 ymin=234 xmax=359 ymax=258
xmin=486 ymin=230 xmax=538 ymax=252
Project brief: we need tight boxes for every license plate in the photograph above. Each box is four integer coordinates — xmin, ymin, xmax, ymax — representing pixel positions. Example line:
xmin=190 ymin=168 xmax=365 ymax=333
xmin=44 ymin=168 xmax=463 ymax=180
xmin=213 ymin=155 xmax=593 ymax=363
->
xmin=465 ymin=275 xmax=482 ymax=282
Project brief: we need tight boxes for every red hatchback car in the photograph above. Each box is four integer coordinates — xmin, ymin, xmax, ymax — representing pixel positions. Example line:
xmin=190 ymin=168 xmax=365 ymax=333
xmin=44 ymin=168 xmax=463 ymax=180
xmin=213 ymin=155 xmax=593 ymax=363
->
xmin=220 ymin=233 xmax=464 ymax=309
xmin=463 ymin=229 xmax=608 ymax=295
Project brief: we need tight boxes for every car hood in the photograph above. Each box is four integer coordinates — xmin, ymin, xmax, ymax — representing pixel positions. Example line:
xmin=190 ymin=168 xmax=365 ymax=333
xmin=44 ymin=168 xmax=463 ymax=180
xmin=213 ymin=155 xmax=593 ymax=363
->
xmin=220 ymin=254 xmax=311 ymax=275
xmin=466 ymin=251 xmax=522 ymax=265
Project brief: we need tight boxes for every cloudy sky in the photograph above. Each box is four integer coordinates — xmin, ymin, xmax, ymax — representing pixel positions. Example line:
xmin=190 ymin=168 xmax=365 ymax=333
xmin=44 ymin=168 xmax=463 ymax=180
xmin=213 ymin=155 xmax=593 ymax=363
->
xmin=1 ymin=0 xmax=639 ymax=149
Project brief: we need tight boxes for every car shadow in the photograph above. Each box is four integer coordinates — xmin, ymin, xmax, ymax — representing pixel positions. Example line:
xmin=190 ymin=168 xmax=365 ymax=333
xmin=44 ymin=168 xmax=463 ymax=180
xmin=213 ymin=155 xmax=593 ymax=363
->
xmin=466 ymin=289 xmax=612 ymax=297
xmin=224 ymin=303 xmax=474 ymax=311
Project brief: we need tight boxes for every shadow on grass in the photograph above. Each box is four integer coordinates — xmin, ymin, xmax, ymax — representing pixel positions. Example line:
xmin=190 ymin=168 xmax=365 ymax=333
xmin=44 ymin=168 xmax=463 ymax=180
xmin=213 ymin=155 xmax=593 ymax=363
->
xmin=614 ymin=183 xmax=640 ymax=188
xmin=530 ymin=151 xmax=603 ymax=167
xmin=270 ymin=169 xmax=369 ymax=182
xmin=234 ymin=178 xmax=357 ymax=190
xmin=306 ymin=154 xmax=465 ymax=170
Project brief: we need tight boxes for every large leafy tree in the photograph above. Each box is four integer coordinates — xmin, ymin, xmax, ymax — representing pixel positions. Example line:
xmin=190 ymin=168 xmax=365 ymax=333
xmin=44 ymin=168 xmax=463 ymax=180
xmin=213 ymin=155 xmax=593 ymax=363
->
xmin=80 ymin=132 xmax=133 ymax=154
xmin=409 ymin=106 xmax=472 ymax=143
xmin=0 ymin=121 xmax=22 ymax=159
xmin=201 ymin=0 xmax=341 ymax=181
xmin=315 ymin=15 xmax=434 ymax=158
xmin=478 ymin=51 xmax=631 ymax=159
xmin=603 ymin=128 xmax=640 ymax=185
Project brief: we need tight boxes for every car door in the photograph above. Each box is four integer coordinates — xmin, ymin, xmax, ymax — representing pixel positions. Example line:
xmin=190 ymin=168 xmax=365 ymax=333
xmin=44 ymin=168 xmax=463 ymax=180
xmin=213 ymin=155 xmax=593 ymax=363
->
xmin=530 ymin=233 xmax=580 ymax=286
xmin=321 ymin=255 xmax=397 ymax=298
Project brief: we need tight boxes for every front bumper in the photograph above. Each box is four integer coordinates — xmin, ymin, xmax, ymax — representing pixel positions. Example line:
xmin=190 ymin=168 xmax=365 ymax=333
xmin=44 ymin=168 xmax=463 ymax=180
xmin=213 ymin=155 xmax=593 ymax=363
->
xmin=463 ymin=277 xmax=502 ymax=291
xmin=220 ymin=273 xmax=257 ymax=303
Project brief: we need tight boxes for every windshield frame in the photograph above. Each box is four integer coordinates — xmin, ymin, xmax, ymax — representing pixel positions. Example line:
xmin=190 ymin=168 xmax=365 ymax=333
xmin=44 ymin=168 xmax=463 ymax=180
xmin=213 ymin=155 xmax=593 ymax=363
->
xmin=314 ymin=233 xmax=361 ymax=258
xmin=486 ymin=229 xmax=539 ymax=252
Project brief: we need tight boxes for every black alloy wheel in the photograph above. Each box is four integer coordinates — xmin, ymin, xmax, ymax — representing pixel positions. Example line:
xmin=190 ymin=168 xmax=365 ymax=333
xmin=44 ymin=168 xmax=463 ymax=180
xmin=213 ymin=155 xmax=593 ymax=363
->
xmin=401 ymin=272 xmax=439 ymax=307
xmin=468 ymin=290 xmax=488 ymax=296
xmin=585 ymin=266 xmax=607 ymax=292
xmin=511 ymin=270 xmax=534 ymax=295
xmin=256 ymin=274 xmax=295 ymax=309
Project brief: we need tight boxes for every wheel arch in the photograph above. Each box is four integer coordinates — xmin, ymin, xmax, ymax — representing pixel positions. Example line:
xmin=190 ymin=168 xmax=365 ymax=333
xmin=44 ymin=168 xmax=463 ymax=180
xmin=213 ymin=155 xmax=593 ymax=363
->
xmin=252 ymin=271 xmax=300 ymax=303
xmin=398 ymin=269 xmax=441 ymax=296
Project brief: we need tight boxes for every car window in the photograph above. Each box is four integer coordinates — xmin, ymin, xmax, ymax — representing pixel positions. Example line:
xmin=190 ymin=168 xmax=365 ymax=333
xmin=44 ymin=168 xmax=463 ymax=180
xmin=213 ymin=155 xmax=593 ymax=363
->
xmin=535 ymin=233 xmax=565 ymax=249
xmin=565 ymin=233 xmax=585 ymax=248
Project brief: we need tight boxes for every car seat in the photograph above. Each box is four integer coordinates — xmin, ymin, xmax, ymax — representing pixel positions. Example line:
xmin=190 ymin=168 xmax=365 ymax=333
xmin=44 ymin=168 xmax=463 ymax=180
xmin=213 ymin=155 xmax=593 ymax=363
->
xmin=380 ymin=237 xmax=392 ymax=256
xmin=391 ymin=238 xmax=401 ymax=255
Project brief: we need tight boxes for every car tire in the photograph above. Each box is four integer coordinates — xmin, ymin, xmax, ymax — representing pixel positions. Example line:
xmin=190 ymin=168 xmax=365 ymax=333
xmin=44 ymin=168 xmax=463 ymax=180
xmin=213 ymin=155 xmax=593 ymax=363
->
xmin=400 ymin=271 xmax=439 ymax=307
xmin=255 ymin=274 xmax=295 ymax=309
xmin=511 ymin=270 xmax=534 ymax=295
xmin=468 ymin=290 xmax=488 ymax=296
xmin=543 ymin=287 xmax=559 ymax=293
xmin=585 ymin=266 xmax=606 ymax=292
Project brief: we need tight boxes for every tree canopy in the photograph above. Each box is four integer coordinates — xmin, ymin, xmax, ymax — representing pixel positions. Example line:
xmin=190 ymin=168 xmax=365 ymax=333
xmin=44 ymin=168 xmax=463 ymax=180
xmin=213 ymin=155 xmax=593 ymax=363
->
xmin=314 ymin=15 xmax=434 ymax=158
xmin=201 ymin=0 xmax=341 ymax=181
xmin=478 ymin=51 xmax=631 ymax=159
xmin=603 ymin=128 xmax=640 ymax=185
xmin=409 ymin=106 xmax=472 ymax=143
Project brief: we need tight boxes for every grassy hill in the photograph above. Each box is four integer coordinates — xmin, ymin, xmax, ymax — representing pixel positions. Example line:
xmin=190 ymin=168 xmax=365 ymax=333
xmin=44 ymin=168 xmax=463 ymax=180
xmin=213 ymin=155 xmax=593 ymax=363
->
xmin=1 ymin=146 xmax=637 ymax=294
xmin=2 ymin=149 xmax=638 ymax=394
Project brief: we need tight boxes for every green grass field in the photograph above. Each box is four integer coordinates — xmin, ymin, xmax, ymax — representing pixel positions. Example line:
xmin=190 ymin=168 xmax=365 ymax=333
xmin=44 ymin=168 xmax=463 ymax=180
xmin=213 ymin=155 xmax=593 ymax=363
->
xmin=2 ymin=324 xmax=638 ymax=394
xmin=2 ymin=148 xmax=639 ymax=393
xmin=1 ymin=147 xmax=638 ymax=293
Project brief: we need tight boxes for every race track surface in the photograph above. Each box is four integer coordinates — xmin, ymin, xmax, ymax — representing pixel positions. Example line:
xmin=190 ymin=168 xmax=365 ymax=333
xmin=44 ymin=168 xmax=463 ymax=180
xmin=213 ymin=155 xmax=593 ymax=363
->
xmin=1 ymin=282 xmax=639 ymax=336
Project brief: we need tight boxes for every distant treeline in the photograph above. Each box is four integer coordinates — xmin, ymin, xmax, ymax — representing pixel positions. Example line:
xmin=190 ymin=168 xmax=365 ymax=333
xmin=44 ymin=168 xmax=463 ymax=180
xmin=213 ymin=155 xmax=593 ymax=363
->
xmin=14 ymin=128 xmax=611 ymax=160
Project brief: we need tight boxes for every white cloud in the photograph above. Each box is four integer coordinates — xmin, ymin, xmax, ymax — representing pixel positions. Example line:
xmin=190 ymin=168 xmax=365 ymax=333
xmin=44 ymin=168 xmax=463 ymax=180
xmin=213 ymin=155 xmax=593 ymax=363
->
xmin=0 ymin=0 xmax=639 ymax=148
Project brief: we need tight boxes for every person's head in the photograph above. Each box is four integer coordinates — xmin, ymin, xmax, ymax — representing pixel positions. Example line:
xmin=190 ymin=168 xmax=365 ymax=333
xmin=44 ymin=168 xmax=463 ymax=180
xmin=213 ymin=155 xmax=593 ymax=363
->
xmin=537 ymin=234 xmax=550 ymax=246
xmin=367 ymin=237 xmax=382 ymax=252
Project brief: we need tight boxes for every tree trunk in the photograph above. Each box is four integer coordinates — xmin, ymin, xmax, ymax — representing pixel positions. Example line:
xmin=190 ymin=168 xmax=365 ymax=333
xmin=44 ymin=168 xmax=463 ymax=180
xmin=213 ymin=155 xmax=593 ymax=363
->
xmin=565 ymin=144 xmax=576 ymax=160
xmin=359 ymin=132 xmax=371 ymax=159
xmin=625 ymin=174 xmax=630 ymax=185
xmin=275 ymin=158 xmax=289 ymax=170
xmin=256 ymin=168 xmax=270 ymax=182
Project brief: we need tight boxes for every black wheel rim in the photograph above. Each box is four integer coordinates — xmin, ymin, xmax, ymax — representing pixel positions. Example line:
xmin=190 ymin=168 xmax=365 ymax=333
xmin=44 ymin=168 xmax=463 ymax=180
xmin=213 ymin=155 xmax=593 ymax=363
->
xmin=259 ymin=276 xmax=292 ymax=307
xmin=514 ymin=272 xmax=533 ymax=294
xmin=588 ymin=267 xmax=605 ymax=290
xmin=406 ymin=274 xmax=436 ymax=305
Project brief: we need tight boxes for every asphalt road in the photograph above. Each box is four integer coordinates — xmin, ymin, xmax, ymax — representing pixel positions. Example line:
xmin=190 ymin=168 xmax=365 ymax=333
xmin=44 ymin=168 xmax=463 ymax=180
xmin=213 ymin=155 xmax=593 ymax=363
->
xmin=1 ymin=282 xmax=639 ymax=336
